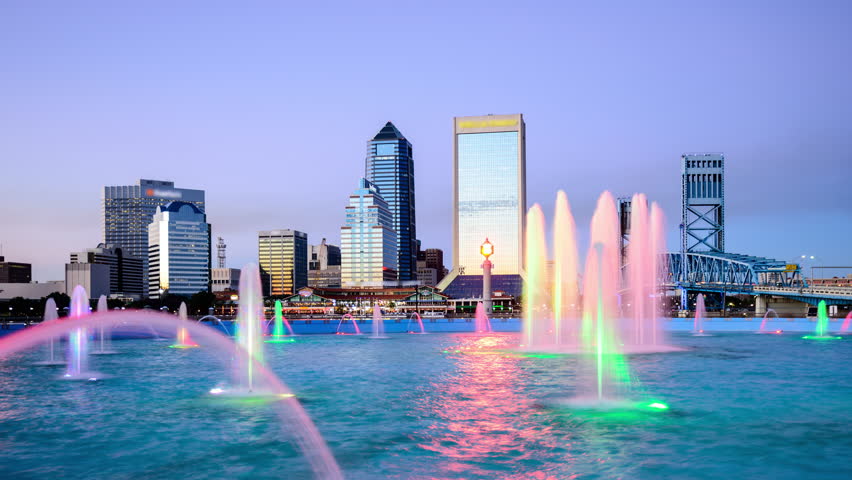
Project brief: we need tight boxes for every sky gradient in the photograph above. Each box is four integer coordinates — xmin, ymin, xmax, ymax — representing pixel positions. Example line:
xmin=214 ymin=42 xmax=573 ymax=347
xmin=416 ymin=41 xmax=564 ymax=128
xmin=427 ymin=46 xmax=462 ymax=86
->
xmin=1 ymin=0 xmax=850 ymax=281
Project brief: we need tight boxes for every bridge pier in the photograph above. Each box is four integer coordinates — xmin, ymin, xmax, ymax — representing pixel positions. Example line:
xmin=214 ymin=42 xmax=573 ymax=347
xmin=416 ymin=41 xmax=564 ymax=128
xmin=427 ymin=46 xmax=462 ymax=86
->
xmin=755 ymin=295 xmax=767 ymax=315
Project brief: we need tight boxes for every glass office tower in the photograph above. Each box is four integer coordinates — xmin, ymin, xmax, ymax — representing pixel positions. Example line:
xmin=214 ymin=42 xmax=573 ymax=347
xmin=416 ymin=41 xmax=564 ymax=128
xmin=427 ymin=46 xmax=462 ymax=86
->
xmin=258 ymin=229 xmax=308 ymax=297
xmin=147 ymin=202 xmax=211 ymax=299
xmin=453 ymin=114 xmax=526 ymax=275
xmin=340 ymin=179 xmax=398 ymax=287
xmin=365 ymin=122 xmax=416 ymax=281
xmin=103 ymin=179 xmax=205 ymax=296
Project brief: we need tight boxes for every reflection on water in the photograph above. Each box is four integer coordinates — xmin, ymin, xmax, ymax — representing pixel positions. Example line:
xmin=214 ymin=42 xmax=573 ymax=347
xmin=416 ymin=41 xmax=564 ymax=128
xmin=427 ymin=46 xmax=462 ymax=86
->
xmin=414 ymin=334 xmax=565 ymax=479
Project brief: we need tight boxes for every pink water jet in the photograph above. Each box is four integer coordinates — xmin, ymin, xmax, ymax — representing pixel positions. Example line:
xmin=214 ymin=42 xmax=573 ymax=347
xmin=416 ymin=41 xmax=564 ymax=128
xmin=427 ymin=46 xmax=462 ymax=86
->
xmin=407 ymin=312 xmax=426 ymax=334
xmin=692 ymin=294 xmax=712 ymax=336
xmin=552 ymin=191 xmax=579 ymax=346
xmin=172 ymin=303 xmax=199 ymax=348
xmin=840 ymin=311 xmax=852 ymax=334
xmin=757 ymin=309 xmax=780 ymax=334
xmin=474 ymin=302 xmax=492 ymax=333
xmin=336 ymin=314 xmax=362 ymax=335
xmin=0 ymin=310 xmax=342 ymax=479
xmin=65 ymin=286 xmax=94 ymax=379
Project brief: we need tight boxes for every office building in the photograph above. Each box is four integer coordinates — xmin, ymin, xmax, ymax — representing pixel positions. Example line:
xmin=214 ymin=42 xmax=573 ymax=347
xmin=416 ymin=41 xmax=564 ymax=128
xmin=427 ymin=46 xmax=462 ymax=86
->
xmin=65 ymin=262 xmax=110 ymax=299
xmin=365 ymin=122 xmax=416 ymax=281
xmin=211 ymin=267 xmax=240 ymax=293
xmin=258 ymin=229 xmax=308 ymax=297
xmin=423 ymin=248 xmax=446 ymax=283
xmin=103 ymin=179 xmax=205 ymax=295
xmin=147 ymin=202 xmax=211 ymax=299
xmin=340 ymin=179 xmax=397 ymax=287
xmin=440 ymin=114 xmax=526 ymax=298
xmin=0 ymin=256 xmax=32 ymax=283
xmin=68 ymin=243 xmax=144 ymax=298
xmin=308 ymin=238 xmax=342 ymax=288
xmin=0 ymin=281 xmax=65 ymax=300
xmin=416 ymin=260 xmax=438 ymax=286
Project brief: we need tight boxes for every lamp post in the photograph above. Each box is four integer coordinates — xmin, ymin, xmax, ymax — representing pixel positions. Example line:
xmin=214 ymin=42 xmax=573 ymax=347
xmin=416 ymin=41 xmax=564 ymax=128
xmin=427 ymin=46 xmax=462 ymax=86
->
xmin=481 ymin=238 xmax=494 ymax=314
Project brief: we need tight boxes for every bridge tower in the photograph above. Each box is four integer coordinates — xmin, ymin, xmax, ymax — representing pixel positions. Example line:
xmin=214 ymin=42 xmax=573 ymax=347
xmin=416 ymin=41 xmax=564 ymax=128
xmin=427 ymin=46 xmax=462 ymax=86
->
xmin=681 ymin=153 xmax=725 ymax=309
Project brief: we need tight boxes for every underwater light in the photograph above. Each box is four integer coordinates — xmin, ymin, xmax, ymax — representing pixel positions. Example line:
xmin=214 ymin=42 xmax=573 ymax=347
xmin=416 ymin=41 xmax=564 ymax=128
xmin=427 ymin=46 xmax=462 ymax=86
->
xmin=210 ymin=387 xmax=225 ymax=395
xmin=647 ymin=402 xmax=669 ymax=410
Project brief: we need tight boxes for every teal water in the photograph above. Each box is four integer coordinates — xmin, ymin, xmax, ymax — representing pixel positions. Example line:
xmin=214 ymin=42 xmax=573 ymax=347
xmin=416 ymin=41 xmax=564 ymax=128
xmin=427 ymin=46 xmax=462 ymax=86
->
xmin=0 ymin=332 xmax=850 ymax=479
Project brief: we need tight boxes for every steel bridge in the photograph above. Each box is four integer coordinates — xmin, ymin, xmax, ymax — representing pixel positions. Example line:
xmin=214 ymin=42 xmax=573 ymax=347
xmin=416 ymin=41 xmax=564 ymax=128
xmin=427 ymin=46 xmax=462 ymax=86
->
xmin=662 ymin=252 xmax=852 ymax=306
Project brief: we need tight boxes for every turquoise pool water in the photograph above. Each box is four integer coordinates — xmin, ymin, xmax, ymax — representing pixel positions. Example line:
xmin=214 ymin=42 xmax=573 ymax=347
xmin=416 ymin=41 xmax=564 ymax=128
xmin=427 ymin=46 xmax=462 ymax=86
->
xmin=0 ymin=332 xmax=849 ymax=479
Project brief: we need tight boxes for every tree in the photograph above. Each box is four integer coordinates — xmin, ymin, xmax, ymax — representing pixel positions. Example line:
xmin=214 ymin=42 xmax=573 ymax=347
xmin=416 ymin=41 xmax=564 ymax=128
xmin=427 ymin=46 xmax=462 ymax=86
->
xmin=189 ymin=291 xmax=216 ymax=315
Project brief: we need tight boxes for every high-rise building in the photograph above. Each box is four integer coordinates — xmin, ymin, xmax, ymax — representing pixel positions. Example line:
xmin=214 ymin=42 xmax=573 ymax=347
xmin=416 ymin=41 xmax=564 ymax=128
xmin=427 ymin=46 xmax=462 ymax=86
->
xmin=453 ymin=114 xmax=526 ymax=276
xmin=258 ymin=229 xmax=308 ymax=297
xmin=423 ymin=248 xmax=446 ymax=283
xmin=68 ymin=243 xmax=144 ymax=298
xmin=147 ymin=202 xmax=211 ymax=299
xmin=365 ymin=122 xmax=416 ymax=281
xmin=65 ymin=263 xmax=110 ymax=299
xmin=0 ymin=256 xmax=32 ymax=283
xmin=103 ymin=179 xmax=205 ymax=296
xmin=340 ymin=179 xmax=397 ymax=287
xmin=308 ymin=238 xmax=342 ymax=288
xmin=440 ymin=114 xmax=526 ymax=300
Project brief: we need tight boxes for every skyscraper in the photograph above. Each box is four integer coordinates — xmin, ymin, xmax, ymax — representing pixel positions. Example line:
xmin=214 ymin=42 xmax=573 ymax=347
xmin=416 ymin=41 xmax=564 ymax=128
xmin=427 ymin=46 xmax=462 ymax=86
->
xmin=103 ymin=179 xmax=205 ymax=296
xmin=365 ymin=122 xmax=416 ymax=282
xmin=453 ymin=114 xmax=526 ymax=276
xmin=340 ymin=179 xmax=397 ymax=287
xmin=147 ymin=202 xmax=211 ymax=299
xmin=258 ymin=229 xmax=308 ymax=297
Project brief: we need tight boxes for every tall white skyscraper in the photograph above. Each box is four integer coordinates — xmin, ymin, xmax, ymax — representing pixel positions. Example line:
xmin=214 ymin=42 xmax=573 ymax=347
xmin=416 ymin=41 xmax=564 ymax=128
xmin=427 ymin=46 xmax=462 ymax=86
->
xmin=147 ymin=202 xmax=211 ymax=298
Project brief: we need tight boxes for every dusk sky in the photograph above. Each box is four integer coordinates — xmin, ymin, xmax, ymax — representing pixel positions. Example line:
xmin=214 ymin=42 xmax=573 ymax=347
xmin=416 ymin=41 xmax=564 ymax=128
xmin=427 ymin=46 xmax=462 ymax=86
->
xmin=1 ymin=0 xmax=850 ymax=282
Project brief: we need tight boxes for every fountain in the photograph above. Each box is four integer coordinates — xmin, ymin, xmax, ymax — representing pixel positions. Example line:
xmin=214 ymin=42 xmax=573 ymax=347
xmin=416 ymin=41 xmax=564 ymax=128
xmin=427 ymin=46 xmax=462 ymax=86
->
xmin=34 ymin=298 xmax=64 ymax=365
xmin=474 ymin=302 xmax=492 ymax=333
xmin=803 ymin=300 xmax=841 ymax=340
xmin=552 ymin=191 xmax=579 ymax=346
xmin=231 ymin=264 xmax=268 ymax=392
xmin=370 ymin=305 xmax=388 ymax=339
xmin=91 ymin=295 xmax=117 ymax=354
xmin=840 ymin=311 xmax=852 ymax=335
xmin=266 ymin=300 xmax=296 ymax=343
xmin=0 ymin=309 xmax=343 ymax=479
xmin=64 ymin=286 xmax=97 ymax=380
xmin=520 ymin=191 xmax=677 ymax=354
xmin=757 ymin=309 xmax=783 ymax=334
xmin=335 ymin=314 xmax=362 ymax=335
xmin=692 ymin=294 xmax=711 ymax=336
xmin=407 ymin=312 xmax=426 ymax=334
xmin=626 ymin=195 xmax=669 ymax=349
xmin=171 ymin=303 xmax=199 ymax=348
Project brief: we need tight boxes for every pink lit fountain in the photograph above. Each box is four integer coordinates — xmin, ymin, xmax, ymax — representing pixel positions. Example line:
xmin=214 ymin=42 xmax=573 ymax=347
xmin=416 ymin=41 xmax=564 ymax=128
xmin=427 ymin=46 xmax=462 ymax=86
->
xmin=335 ymin=314 xmax=362 ymax=335
xmin=521 ymin=190 xmax=681 ymax=354
xmin=692 ymin=294 xmax=712 ymax=336
xmin=370 ymin=305 xmax=389 ymax=339
xmin=33 ymin=298 xmax=64 ymax=366
xmin=407 ymin=312 xmax=427 ymax=334
xmin=756 ymin=308 xmax=783 ymax=334
xmin=474 ymin=302 xmax=492 ymax=333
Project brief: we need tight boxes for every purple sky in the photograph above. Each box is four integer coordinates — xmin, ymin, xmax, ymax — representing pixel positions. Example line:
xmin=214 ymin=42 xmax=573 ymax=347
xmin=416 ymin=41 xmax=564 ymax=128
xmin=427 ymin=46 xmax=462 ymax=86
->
xmin=1 ymin=0 xmax=850 ymax=282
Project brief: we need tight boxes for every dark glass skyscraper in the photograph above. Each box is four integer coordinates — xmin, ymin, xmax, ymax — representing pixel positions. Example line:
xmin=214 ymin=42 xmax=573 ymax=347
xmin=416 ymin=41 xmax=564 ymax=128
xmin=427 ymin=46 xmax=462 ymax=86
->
xmin=366 ymin=122 xmax=416 ymax=282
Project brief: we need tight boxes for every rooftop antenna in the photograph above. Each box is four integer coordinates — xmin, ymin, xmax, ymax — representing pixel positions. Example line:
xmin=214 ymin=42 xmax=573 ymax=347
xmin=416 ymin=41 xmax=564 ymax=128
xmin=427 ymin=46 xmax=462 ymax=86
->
xmin=217 ymin=237 xmax=226 ymax=268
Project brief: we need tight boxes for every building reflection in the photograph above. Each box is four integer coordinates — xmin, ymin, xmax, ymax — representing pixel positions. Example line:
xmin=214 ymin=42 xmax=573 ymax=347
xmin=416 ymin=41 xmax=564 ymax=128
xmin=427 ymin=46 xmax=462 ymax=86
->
xmin=413 ymin=334 xmax=564 ymax=479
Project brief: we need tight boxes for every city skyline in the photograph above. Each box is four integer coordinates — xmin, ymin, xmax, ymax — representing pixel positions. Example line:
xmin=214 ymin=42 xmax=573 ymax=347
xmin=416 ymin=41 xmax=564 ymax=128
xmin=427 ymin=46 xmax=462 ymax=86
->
xmin=2 ymin=1 xmax=851 ymax=281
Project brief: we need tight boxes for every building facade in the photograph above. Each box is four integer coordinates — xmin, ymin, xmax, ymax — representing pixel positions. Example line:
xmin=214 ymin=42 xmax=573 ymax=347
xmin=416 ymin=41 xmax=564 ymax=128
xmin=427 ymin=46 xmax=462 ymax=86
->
xmin=258 ymin=229 xmax=308 ymax=297
xmin=68 ymin=243 xmax=144 ymax=298
xmin=365 ymin=122 xmax=416 ymax=281
xmin=211 ymin=267 xmax=240 ymax=293
xmin=423 ymin=248 xmax=446 ymax=283
xmin=452 ymin=114 xmax=526 ymax=276
xmin=0 ymin=256 xmax=32 ymax=283
xmin=65 ymin=262 xmax=110 ymax=299
xmin=340 ymin=178 xmax=397 ymax=287
xmin=103 ymin=179 xmax=205 ymax=296
xmin=147 ymin=202 xmax=211 ymax=299
xmin=308 ymin=238 xmax=342 ymax=288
